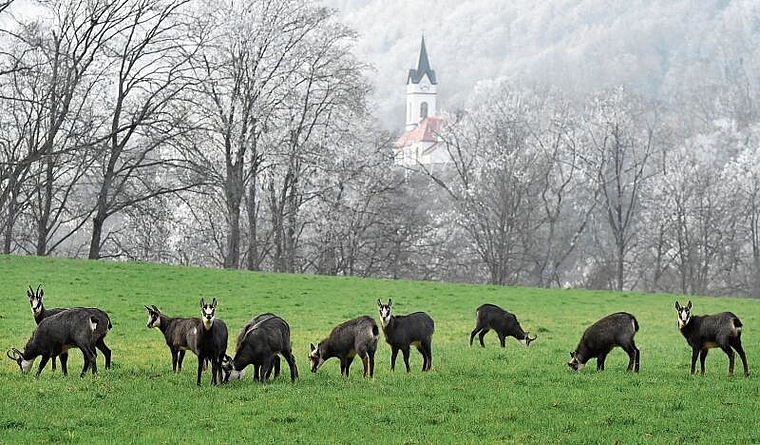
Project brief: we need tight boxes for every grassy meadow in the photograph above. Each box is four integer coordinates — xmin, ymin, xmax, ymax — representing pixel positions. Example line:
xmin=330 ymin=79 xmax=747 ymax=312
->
xmin=0 ymin=254 xmax=759 ymax=444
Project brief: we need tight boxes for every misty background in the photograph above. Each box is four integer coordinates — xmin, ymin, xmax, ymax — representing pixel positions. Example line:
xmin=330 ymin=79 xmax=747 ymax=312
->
xmin=1 ymin=0 xmax=760 ymax=297
xmin=326 ymin=0 xmax=758 ymax=129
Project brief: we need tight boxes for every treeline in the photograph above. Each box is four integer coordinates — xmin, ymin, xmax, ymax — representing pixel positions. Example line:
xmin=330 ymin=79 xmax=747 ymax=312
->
xmin=2 ymin=0 xmax=760 ymax=297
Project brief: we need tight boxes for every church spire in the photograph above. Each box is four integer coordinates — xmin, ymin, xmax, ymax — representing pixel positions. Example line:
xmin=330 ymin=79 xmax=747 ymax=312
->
xmin=407 ymin=36 xmax=437 ymax=85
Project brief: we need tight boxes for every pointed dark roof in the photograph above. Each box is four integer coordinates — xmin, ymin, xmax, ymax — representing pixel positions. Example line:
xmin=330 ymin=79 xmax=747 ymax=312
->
xmin=407 ymin=36 xmax=437 ymax=85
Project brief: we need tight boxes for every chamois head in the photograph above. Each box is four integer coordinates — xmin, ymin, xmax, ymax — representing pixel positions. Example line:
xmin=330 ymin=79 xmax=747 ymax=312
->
xmin=144 ymin=305 xmax=162 ymax=328
xmin=6 ymin=347 xmax=34 ymax=373
xmin=200 ymin=298 xmax=217 ymax=330
xmin=567 ymin=351 xmax=585 ymax=371
xmin=221 ymin=354 xmax=244 ymax=382
xmin=27 ymin=285 xmax=44 ymax=316
xmin=377 ymin=298 xmax=393 ymax=326
xmin=522 ymin=333 xmax=538 ymax=346
xmin=675 ymin=300 xmax=693 ymax=329
xmin=308 ymin=343 xmax=325 ymax=373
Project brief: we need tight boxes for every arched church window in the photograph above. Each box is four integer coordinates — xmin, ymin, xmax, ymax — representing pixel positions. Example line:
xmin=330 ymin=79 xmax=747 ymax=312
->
xmin=420 ymin=102 xmax=428 ymax=119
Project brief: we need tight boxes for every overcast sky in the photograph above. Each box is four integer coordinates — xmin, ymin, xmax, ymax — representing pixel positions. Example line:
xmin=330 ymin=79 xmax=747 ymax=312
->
xmin=324 ymin=0 xmax=760 ymax=131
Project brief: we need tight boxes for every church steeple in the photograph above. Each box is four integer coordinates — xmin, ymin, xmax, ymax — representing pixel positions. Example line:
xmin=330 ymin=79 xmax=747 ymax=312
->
xmin=405 ymin=36 xmax=438 ymax=131
xmin=407 ymin=36 xmax=437 ymax=85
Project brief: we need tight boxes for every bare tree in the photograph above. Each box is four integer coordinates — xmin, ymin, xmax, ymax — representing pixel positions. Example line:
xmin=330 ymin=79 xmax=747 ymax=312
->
xmin=0 ymin=0 xmax=129 ymax=256
xmin=423 ymin=88 xmax=546 ymax=285
xmin=86 ymin=0 xmax=199 ymax=259
xmin=580 ymin=88 xmax=661 ymax=291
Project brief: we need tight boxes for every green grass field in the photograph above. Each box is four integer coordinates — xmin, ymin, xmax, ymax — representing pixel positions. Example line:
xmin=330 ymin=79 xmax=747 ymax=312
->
xmin=1 ymin=254 xmax=758 ymax=444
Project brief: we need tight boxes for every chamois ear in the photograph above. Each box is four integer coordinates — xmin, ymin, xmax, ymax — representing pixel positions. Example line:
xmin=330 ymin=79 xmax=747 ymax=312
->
xmin=388 ymin=298 xmax=392 ymax=308
xmin=38 ymin=286 xmax=43 ymax=298
xmin=200 ymin=298 xmax=205 ymax=308
xmin=309 ymin=343 xmax=316 ymax=352
xmin=212 ymin=298 xmax=217 ymax=308
xmin=144 ymin=305 xmax=152 ymax=312
xmin=686 ymin=301 xmax=692 ymax=310
xmin=377 ymin=298 xmax=382 ymax=307
xmin=675 ymin=301 xmax=681 ymax=310
xmin=151 ymin=305 xmax=159 ymax=312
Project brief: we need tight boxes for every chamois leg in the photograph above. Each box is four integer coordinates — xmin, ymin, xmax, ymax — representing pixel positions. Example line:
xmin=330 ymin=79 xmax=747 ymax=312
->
xmin=498 ymin=333 xmax=506 ymax=348
xmin=478 ymin=329 xmax=489 ymax=348
xmin=368 ymin=349 xmax=375 ymax=378
xmin=361 ymin=353 xmax=370 ymax=378
xmin=401 ymin=346 xmax=411 ymax=373
xmin=597 ymin=351 xmax=608 ymax=371
xmin=730 ymin=337 xmax=749 ymax=376
xmin=721 ymin=345 xmax=735 ymax=376
xmin=633 ymin=344 xmax=640 ymax=372
xmin=80 ymin=347 xmax=97 ymax=378
xmin=690 ymin=348 xmax=700 ymax=375
xmin=59 ymin=353 xmax=69 ymax=376
xmin=283 ymin=350 xmax=299 ymax=381
xmin=622 ymin=342 xmax=639 ymax=372
xmin=35 ymin=355 xmax=51 ymax=377
xmin=390 ymin=347 xmax=399 ymax=371
xmin=699 ymin=349 xmax=708 ymax=375
xmin=88 ymin=348 xmax=98 ymax=375
xmin=177 ymin=350 xmax=187 ymax=372
xmin=196 ymin=356 xmax=205 ymax=386
xmin=273 ymin=355 xmax=281 ymax=379
xmin=415 ymin=343 xmax=426 ymax=371
xmin=260 ymin=358 xmax=272 ymax=383
xmin=96 ymin=338 xmax=111 ymax=369
xmin=469 ymin=328 xmax=481 ymax=347
xmin=420 ymin=340 xmax=432 ymax=371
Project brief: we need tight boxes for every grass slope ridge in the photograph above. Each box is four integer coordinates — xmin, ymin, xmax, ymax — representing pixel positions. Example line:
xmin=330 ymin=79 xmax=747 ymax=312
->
xmin=0 ymin=254 xmax=758 ymax=444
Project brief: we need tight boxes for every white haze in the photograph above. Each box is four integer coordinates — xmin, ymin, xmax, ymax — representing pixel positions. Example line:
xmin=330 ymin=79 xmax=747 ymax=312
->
xmin=324 ymin=0 xmax=760 ymax=130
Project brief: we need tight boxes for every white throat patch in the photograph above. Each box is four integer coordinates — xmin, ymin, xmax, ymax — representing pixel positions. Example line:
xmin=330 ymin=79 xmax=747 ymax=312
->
xmin=20 ymin=359 xmax=34 ymax=373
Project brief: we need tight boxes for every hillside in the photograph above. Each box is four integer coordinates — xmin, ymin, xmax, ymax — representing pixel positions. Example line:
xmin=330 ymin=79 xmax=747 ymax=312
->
xmin=326 ymin=0 xmax=760 ymax=129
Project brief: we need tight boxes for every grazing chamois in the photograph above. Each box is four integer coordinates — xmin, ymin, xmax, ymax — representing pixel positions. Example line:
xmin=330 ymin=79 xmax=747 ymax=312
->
xmin=377 ymin=299 xmax=435 ymax=372
xmin=568 ymin=312 xmax=640 ymax=372
xmin=145 ymin=305 xmax=203 ymax=372
xmin=196 ymin=298 xmax=228 ymax=386
xmin=675 ymin=301 xmax=749 ymax=376
xmin=27 ymin=285 xmax=113 ymax=371
xmin=469 ymin=303 xmax=537 ymax=348
xmin=7 ymin=308 xmax=110 ymax=378
xmin=222 ymin=313 xmax=298 ymax=383
xmin=309 ymin=315 xmax=379 ymax=378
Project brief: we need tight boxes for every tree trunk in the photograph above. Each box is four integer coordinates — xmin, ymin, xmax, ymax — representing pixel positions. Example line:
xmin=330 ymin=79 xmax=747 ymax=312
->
xmin=224 ymin=170 xmax=244 ymax=269
xmin=245 ymin=175 xmax=259 ymax=271
xmin=88 ymin=213 xmax=105 ymax=259
xmin=36 ymin=156 xmax=55 ymax=256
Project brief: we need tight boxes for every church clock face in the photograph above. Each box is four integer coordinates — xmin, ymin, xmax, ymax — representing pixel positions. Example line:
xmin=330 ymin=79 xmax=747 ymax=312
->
xmin=420 ymin=84 xmax=429 ymax=91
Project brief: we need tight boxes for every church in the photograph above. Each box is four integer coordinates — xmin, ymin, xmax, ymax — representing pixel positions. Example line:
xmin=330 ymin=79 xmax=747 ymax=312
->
xmin=394 ymin=37 xmax=449 ymax=167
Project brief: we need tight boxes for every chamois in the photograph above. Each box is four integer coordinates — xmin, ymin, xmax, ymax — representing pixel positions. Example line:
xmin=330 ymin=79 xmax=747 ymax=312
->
xmin=377 ymin=299 xmax=435 ymax=372
xmin=222 ymin=313 xmax=298 ymax=383
xmin=145 ymin=305 xmax=203 ymax=372
xmin=568 ymin=312 xmax=640 ymax=372
xmin=8 ymin=308 xmax=110 ymax=378
xmin=469 ymin=303 xmax=537 ymax=348
xmin=27 ymin=285 xmax=113 ymax=371
xmin=196 ymin=298 xmax=228 ymax=386
xmin=309 ymin=315 xmax=379 ymax=378
xmin=675 ymin=301 xmax=749 ymax=376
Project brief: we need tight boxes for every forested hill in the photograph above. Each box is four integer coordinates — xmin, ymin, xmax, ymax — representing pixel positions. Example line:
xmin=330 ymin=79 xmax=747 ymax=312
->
xmin=326 ymin=0 xmax=760 ymax=129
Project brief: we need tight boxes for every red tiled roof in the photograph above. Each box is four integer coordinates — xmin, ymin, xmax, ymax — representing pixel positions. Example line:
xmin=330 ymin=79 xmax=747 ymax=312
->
xmin=395 ymin=116 xmax=445 ymax=147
